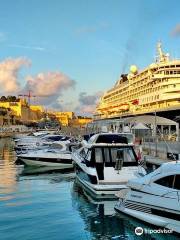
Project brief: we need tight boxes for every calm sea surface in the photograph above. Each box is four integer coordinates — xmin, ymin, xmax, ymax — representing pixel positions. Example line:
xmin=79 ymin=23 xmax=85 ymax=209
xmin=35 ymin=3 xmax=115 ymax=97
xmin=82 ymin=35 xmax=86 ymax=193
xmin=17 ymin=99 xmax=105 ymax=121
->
xmin=0 ymin=138 xmax=179 ymax=240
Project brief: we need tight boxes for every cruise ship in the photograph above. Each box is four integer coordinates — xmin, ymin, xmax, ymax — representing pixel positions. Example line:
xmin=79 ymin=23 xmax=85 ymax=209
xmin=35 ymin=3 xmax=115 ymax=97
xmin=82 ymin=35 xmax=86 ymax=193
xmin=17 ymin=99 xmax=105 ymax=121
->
xmin=95 ymin=42 xmax=180 ymax=121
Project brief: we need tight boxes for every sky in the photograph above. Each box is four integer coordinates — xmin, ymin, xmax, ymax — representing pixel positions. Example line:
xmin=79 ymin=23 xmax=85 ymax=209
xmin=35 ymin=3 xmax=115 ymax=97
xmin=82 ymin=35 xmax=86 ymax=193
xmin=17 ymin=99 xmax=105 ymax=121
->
xmin=0 ymin=0 xmax=180 ymax=115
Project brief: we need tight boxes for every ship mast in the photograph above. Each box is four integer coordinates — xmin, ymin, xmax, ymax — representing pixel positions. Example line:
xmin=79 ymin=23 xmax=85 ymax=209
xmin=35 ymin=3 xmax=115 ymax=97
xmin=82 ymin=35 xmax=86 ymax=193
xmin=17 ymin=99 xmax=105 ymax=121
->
xmin=156 ymin=41 xmax=169 ymax=62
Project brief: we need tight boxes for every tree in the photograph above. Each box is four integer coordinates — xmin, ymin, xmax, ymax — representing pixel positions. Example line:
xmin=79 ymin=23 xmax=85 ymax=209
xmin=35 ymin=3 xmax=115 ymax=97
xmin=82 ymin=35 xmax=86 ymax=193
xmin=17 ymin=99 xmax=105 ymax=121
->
xmin=0 ymin=96 xmax=7 ymax=102
xmin=6 ymin=96 xmax=17 ymax=102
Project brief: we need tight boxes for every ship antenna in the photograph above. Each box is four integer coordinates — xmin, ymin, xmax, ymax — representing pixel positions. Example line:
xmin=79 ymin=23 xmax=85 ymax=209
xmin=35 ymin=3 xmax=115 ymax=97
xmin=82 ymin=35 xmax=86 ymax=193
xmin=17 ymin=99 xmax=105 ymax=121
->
xmin=156 ymin=41 xmax=169 ymax=62
xmin=157 ymin=41 xmax=163 ymax=62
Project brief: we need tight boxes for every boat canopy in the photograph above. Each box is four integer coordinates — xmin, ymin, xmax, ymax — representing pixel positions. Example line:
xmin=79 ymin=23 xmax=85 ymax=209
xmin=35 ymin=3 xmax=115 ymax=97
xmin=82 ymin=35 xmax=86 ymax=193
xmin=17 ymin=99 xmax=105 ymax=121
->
xmin=79 ymin=145 xmax=138 ymax=168
xmin=88 ymin=133 xmax=128 ymax=144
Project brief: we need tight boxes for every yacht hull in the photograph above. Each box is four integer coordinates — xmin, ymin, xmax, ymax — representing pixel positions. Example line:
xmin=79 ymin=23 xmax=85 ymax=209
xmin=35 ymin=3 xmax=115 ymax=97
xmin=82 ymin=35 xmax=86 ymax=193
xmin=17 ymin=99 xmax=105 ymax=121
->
xmin=76 ymin=174 xmax=128 ymax=199
xmin=19 ymin=157 xmax=73 ymax=168
xmin=115 ymin=199 xmax=180 ymax=234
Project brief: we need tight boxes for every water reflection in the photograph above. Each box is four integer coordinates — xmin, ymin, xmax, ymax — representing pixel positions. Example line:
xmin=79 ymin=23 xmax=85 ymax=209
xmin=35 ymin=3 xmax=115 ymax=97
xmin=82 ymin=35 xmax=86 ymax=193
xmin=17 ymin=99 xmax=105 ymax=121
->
xmin=72 ymin=180 xmax=179 ymax=240
xmin=20 ymin=165 xmax=75 ymax=177
xmin=0 ymin=138 xmax=19 ymax=196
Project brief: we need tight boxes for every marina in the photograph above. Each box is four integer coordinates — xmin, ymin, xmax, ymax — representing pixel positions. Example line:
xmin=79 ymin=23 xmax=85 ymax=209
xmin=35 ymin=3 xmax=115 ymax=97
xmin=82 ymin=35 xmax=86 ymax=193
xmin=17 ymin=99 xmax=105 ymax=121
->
xmin=0 ymin=137 xmax=179 ymax=239
xmin=0 ymin=1 xmax=180 ymax=239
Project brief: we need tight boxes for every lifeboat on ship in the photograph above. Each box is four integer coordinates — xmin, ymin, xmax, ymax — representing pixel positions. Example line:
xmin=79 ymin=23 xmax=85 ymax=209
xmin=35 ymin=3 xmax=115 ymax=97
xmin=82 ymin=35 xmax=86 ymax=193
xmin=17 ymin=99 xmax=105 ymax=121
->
xmin=119 ymin=104 xmax=129 ymax=111
xmin=99 ymin=103 xmax=129 ymax=114
xmin=131 ymin=99 xmax=139 ymax=105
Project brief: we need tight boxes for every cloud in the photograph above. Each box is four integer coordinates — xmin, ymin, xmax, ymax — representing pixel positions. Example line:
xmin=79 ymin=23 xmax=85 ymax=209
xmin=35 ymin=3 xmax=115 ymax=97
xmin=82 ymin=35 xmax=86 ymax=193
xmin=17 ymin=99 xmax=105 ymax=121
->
xmin=50 ymin=100 xmax=63 ymax=111
xmin=0 ymin=58 xmax=30 ymax=93
xmin=50 ymin=100 xmax=74 ymax=111
xmin=171 ymin=24 xmax=180 ymax=37
xmin=79 ymin=92 xmax=96 ymax=105
xmin=77 ymin=105 xmax=96 ymax=115
xmin=0 ymin=56 xmax=76 ymax=110
xmin=8 ymin=44 xmax=46 ymax=52
xmin=76 ymin=91 xmax=103 ymax=115
xmin=24 ymin=72 xmax=76 ymax=106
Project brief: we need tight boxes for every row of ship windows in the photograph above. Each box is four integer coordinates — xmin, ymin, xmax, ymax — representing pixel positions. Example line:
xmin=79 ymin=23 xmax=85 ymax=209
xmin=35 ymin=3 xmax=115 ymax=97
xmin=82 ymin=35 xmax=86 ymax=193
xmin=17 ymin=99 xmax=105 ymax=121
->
xmin=105 ymin=85 xmax=175 ymax=103
xmin=105 ymin=94 xmax=160 ymax=105
xmin=141 ymin=95 xmax=159 ymax=103
xmin=131 ymin=78 xmax=172 ymax=88
xmin=131 ymin=84 xmax=176 ymax=93
xmin=105 ymin=78 xmax=174 ymax=99
xmin=159 ymin=65 xmax=180 ymax=68
xmin=157 ymin=70 xmax=180 ymax=75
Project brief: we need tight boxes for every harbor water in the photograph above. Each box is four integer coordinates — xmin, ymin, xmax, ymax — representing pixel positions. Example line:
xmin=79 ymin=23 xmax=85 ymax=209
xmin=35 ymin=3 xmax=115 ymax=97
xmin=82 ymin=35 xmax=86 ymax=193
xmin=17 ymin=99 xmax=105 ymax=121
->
xmin=0 ymin=138 xmax=179 ymax=240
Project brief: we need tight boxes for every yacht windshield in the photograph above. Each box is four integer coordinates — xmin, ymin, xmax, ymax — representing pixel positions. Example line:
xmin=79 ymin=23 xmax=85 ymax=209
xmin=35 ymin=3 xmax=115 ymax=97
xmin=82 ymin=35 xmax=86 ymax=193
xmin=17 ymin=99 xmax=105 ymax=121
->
xmin=90 ymin=146 xmax=137 ymax=167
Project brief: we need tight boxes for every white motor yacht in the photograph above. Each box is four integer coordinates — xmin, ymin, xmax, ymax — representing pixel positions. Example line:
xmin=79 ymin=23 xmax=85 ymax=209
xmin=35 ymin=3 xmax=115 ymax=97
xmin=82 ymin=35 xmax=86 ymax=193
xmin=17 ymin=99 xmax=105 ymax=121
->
xmin=17 ymin=142 xmax=73 ymax=168
xmin=14 ymin=135 xmax=72 ymax=153
xmin=115 ymin=161 xmax=180 ymax=234
xmin=72 ymin=133 xmax=145 ymax=199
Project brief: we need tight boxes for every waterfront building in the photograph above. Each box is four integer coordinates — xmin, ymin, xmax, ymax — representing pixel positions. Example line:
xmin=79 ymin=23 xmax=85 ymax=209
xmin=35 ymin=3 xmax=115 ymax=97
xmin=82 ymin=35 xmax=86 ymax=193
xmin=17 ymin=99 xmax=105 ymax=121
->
xmin=69 ymin=116 xmax=92 ymax=128
xmin=95 ymin=42 xmax=180 ymax=121
xmin=52 ymin=111 xmax=92 ymax=127
xmin=0 ymin=99 xmax=45 ymax=124
xmin=0 ymin=107 xmax=17 ymax=126
xmin=30 ymin=105 xmax=44 ymax=113
xmin=29 ymin=105 xmax=45 ymax=121
xmin=0 ymin=99 xmax=29 ymax=122
xmin=52 ymin=111 xmax=75 ymax=126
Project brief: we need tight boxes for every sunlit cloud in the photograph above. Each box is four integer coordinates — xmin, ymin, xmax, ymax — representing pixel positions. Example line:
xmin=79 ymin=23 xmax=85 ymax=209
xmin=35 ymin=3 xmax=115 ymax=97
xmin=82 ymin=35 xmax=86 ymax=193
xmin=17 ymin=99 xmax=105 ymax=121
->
xmin=24 ymin=72 xmax=76 ymax=106
xmin=0 ymin=56 xmax=76 ymax=110
xmin=0 ymin=58 xmax=30 ymax=93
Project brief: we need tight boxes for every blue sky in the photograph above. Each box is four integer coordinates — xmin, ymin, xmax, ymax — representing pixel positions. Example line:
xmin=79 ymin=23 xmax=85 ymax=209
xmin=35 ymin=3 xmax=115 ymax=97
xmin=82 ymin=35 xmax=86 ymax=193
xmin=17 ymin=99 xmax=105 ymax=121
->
xmin=0 ymin=0 xmax=180 ymax=114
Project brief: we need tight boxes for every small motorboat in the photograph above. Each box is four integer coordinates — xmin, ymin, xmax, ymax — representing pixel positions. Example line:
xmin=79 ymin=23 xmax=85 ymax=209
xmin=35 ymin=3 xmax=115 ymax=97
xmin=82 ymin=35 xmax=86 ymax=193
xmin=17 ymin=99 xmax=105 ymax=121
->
xmin=115 ymin=161 xmax=180 ymax=234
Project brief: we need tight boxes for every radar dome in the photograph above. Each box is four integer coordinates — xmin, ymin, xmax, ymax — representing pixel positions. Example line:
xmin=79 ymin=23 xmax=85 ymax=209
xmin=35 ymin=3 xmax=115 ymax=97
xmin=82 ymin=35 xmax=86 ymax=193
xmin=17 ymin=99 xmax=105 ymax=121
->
xmin=130 ymin=65 xmax=138 ymax=74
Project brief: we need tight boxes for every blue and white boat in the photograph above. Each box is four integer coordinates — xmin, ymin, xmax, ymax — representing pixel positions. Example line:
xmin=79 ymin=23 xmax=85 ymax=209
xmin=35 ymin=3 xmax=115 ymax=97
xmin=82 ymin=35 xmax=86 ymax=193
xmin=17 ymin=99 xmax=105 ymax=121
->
xmin=115 ymin=161 xmax=180 ymax=234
